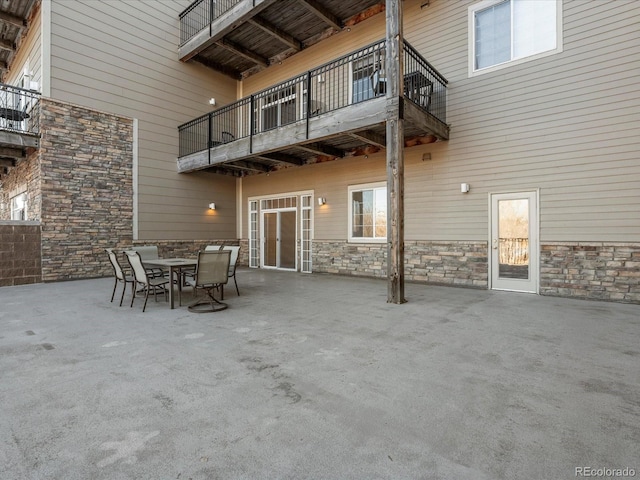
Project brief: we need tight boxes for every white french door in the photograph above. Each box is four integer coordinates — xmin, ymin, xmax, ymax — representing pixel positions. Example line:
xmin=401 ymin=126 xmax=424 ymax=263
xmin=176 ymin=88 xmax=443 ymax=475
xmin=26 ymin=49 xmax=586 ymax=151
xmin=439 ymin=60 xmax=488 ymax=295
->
xmin=490 ymin=191 xmax=539 ymax=293
xmin=250 ymin=192 xmax=314 ymax=272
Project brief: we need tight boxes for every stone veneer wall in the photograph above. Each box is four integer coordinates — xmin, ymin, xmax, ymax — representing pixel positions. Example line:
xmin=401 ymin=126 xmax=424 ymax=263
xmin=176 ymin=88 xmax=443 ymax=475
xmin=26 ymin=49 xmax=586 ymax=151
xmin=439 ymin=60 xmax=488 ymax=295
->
xmin=540 ymin=243 xmax=640 ymax=304
xmin=39 ymin=99 xmax=133 ymax=281
xmin=313 ymin=240 xmax=488 ymax=288
xmin=0 ymin=221 xmax=42 ymax=286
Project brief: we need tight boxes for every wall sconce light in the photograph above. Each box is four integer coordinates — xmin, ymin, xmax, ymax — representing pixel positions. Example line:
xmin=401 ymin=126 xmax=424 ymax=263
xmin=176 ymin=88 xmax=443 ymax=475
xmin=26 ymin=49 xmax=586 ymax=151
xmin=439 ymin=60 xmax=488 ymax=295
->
xmin=208 ymin=202 xmax=216 ymax=210
xmin=209 ymin=98 xmax=216 ymax=106
xmin=317 ymin=197 xmax=326 ymax=206
xmin=460 ymin=183 xmax=470 ymax=194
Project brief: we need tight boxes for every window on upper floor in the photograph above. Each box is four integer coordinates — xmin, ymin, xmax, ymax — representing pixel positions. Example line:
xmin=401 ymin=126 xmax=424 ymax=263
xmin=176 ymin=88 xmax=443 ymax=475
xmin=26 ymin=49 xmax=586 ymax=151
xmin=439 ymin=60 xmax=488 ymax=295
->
xmin=348 ymin=183 xmax=386 ymax=243
xmin=11 ymin=192 xmax=27 ymax=220
xmin=469 ymin=0 xmax=562 ymax=76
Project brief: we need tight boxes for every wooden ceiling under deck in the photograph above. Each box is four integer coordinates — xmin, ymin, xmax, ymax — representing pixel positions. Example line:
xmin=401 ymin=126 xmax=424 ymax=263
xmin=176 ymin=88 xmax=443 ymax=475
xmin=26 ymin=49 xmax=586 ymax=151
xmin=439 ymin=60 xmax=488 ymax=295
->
xmin=180 ymin=0 xmax=386 ymax=79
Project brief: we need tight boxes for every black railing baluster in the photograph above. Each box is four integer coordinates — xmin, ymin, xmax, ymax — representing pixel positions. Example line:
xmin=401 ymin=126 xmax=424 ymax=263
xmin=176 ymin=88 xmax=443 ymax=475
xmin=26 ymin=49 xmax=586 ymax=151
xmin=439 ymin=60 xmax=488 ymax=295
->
xmin=208 ymin=112 xmax=212 ymax=164
xmin=305 ymin=71 xmax=312 ymax=139
xmin=249 ymin=95 xmax=254 ymax=154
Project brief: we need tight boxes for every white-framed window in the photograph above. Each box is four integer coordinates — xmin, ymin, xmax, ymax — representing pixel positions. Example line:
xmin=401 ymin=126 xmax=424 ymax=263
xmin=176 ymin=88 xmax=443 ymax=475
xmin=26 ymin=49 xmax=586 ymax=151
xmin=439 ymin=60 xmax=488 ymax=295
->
xmin=348 ymin=182 xmax=386 ymax=243
xmin=469 ymin=0 xmax=562 ymax=76
xmin=10 ymin=192 xmax=27 ymax=220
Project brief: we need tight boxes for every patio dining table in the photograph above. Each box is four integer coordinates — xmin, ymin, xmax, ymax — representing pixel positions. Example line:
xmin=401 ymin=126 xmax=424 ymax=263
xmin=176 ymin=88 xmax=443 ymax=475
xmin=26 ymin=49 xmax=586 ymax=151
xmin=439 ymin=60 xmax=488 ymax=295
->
xmin=143 ymin=258 xmax=197 ymax=309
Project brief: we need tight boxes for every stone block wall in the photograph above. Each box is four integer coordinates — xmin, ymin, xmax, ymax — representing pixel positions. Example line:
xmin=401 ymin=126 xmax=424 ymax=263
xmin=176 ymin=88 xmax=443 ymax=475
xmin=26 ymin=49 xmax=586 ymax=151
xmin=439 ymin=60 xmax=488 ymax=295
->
xmin=405 ymin=241 xmax=488 ymax=287
xmin=0 ymin=221 xmax=42 ymax=286
xmin=39 ymin=99 xmax=133 ymax=281
xmin=540 ymin=243 xmax=640 ymax=303
xmin=313 ymin=240 xmax=488 ymax=288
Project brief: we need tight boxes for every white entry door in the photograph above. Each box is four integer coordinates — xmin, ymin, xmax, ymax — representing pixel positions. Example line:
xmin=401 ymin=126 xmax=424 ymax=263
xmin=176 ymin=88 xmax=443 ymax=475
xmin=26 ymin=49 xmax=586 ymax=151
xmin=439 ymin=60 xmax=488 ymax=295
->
xmin=490 ymin=191 xmax=538 ymax=293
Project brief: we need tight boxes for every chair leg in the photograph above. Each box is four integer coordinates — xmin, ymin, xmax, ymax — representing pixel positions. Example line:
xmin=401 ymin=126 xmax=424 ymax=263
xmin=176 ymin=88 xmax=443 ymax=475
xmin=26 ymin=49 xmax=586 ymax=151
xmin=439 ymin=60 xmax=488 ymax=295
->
xmin=143 ymin=286 xmax=150 ymax=312
xmin=119 ymin=282 xmax=127 ymax=307
xmin=130 ymin=282 xmax=137 ymax=308
xmin=111 ymin=278 xmax=118 ymax=302
xmin=233 ymin=275 xmax=239 ymax=296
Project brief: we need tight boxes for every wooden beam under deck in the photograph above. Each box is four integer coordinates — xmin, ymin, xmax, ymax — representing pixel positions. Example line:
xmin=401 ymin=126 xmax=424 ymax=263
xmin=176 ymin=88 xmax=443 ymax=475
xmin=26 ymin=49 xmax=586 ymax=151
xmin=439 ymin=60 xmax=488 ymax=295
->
xmin=215 ymin=38 xmax=269 ymax=68
xmin=248 ymin=17 xmax=302 ymax=52
xmin=349 ymin=130 xmax=386 ymax=148
xmin=295 ymin=142 xmax=344 ymax=158
xmin=0 ymin=157 xmax=17 ymax=167
xmin=0 ymin=10 xmax=27 ymax=29
xmin=0 ymin=146 xmax=26 ymax=158
xmin=296 ymin=0 xmax=342 ymax=30
xmin=255 ymin=153 xmax=306 ymax=166
xmin=0 ymin=38 xmax=15 ymax=52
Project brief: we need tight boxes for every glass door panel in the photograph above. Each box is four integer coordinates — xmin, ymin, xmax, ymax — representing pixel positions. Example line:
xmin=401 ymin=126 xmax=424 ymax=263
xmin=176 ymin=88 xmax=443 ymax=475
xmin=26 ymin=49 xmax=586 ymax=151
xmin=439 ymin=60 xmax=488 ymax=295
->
xmin=264 ymin=212 xmax=277 ymax=267
xmin=498 ymin=198 xmax=529 ymax=280
xmin=279 ymin=211 xmax=297 ymax=269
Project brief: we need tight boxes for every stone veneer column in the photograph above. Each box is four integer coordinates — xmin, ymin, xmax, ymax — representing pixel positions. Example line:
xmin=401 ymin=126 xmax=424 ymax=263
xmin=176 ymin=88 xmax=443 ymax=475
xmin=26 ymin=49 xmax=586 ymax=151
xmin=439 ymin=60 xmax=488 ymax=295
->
xmin=39 ymin=99 xmax=133 ymax=281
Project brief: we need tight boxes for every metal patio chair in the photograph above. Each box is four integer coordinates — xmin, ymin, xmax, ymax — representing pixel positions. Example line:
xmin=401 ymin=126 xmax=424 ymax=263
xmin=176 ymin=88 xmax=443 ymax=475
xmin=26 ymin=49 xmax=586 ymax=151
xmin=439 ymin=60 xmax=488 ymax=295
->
xmin=182 ymin=244 xmax=222 ymax=285
xmin=105 ymin=248 xmax=134 ymax=307
xmin=221 ymin=245 xmax=240 ymax=299
xmin=124 ymin=250 xmax=170 ymax=312
xmin=186 ymin=249 xmax=231 ymax=313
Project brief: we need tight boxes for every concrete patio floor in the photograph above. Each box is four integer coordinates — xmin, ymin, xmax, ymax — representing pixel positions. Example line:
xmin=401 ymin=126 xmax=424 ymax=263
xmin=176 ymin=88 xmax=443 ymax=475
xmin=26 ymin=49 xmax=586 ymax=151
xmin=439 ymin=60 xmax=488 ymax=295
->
xmin=1 ymin=269 xmax=638 ymax=480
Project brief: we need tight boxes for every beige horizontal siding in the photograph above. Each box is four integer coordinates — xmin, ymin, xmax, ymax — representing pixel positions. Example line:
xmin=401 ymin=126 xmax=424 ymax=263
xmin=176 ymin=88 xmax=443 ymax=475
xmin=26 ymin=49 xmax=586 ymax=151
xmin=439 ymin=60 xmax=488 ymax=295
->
xmin=49 ymin=0 xmax=239 ymax=241
xmin=43 ymin=0 xmax=640 ymax=245
xmin=240 ymin=0 xmax=640 ymax=243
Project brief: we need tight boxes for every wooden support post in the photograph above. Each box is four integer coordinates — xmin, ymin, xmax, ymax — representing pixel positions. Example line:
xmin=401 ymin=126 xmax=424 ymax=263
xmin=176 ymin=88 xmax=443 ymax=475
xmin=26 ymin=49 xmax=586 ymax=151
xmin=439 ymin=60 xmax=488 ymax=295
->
xmin=385 ymin=0 xmax=406 ymax=304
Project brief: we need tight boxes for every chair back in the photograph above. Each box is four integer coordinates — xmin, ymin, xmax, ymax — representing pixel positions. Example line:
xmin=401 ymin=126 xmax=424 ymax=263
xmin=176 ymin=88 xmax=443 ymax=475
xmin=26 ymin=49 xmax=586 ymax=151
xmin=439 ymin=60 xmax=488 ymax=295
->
xmin=106 ymin=248 xmax=125 ymax=281
xmin=204 ymin=245 xmax=222 ymax=251
xmin=124 ymin=251 xmax=149 ymax=284
xmin=131 ymin=245 xmax=160 ymax=260
xmin=195 ymin=250 xmax=231 ymax=286
xmin=221 ymin=246 xmax=240 ymax=274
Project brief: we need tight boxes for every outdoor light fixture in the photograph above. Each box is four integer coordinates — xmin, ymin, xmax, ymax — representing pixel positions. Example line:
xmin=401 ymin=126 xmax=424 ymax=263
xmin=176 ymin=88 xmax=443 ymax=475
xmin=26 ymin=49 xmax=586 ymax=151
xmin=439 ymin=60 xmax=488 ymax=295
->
xmin=209 ymin=98 xmax=216 ymax=106
xmin=460 ymin=183 xmax=470 ymax=193
xmin=208 ymin=202 xmax=216 ymax=210
xmin=317 ymin=197 xmax=326 ymax=206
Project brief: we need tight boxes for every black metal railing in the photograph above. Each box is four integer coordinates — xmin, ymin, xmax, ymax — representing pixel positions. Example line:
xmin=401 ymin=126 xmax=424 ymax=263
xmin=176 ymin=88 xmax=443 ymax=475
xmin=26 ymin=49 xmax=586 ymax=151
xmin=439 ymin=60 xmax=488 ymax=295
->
xmin=499 ymin=238 xmax=529 ymax=265
xmin=179 ymin=0 xmax=241 ymax=46
xmin=0 ymin=83 xmax=40 ymax=135
xmin=179 ymin=40 xmax=448 ymax=158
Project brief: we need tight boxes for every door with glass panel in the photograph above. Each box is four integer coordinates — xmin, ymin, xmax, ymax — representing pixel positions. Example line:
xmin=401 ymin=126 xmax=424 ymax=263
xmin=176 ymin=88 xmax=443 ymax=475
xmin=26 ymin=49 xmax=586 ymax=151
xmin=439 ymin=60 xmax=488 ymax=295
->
xmin=490 ymin=191 xmax=538 ymax=293
xmin=262 ymin=210 xmax=297 ymax=270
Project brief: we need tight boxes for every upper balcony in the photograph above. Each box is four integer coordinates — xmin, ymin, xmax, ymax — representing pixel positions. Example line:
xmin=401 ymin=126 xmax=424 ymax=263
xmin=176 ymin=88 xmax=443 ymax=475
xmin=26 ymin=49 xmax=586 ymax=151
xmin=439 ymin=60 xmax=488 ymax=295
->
xmin=179 ymin=0 xmax=386 ymax=79
xmin=178 ymin=40 xmax=448 ymax=176
xmin=0 ymin=83 xmax=40 ymax=178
